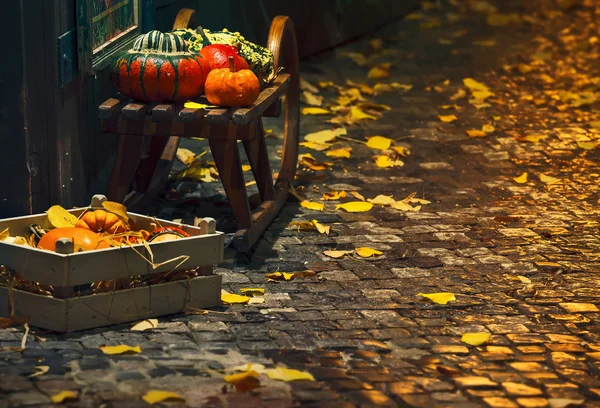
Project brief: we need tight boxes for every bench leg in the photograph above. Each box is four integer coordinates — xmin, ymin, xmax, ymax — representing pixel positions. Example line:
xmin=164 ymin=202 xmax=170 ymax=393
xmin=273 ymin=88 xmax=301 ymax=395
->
xmin=107 ymin=134 xmax=144 ymax=202
xmin=208 ymin=138 xmax=252 ymax=230
xmin=243 ymin=120 xmax=276 ymax=202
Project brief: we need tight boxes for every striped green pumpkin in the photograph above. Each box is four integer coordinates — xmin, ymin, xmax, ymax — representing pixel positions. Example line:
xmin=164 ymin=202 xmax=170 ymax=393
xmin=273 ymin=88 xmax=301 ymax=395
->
xmin=111 ymin=31 xmax=211 ymax=102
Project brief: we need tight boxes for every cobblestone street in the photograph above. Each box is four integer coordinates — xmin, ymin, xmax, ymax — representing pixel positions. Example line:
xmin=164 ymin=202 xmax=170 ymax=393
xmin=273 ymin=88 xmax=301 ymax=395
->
xmin=3 ymin=0 xmax=600 ymax=407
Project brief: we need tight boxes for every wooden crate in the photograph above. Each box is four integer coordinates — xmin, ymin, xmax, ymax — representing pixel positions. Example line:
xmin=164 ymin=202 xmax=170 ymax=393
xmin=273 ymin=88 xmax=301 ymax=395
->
xmin=0 ymin=196 xmax=224 ymax=332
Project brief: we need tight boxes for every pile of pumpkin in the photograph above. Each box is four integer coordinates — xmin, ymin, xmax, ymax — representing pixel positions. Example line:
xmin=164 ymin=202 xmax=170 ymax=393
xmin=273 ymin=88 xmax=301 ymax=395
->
xmin=2 ymin=204 xmax=190 ymax=253
xmin=111 ymin=28 xmax=277 ymax=107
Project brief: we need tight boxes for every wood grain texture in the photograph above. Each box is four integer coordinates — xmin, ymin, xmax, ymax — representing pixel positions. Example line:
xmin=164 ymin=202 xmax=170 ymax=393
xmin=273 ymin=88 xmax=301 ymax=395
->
xmin=232 ymin=74 xmax=290 ymax=124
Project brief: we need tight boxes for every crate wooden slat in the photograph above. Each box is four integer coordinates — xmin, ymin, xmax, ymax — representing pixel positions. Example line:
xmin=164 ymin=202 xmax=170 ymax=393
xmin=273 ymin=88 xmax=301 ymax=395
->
xmin=0 ymin=274 xmax=221 ymax=332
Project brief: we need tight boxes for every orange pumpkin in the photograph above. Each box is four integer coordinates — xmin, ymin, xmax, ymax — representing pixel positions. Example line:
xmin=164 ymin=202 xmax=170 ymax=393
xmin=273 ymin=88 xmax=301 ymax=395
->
xmin=204 ymin=56 xmax=260 ymax=107
xmin=38 ymin=227 xmax=110 ymax=252
xmin=76 ymin=210 xmax=127 ymax=234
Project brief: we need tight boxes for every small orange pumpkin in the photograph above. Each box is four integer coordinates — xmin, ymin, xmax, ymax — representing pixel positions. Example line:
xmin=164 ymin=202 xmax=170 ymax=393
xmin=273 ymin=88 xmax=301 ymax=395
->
xmin=38 ymin=227 xmax=110 ymax=252
xmin=76 ymin=210 xmax=127 ymax=234
xmin=204 ymin=56 xmax=260 ymax=107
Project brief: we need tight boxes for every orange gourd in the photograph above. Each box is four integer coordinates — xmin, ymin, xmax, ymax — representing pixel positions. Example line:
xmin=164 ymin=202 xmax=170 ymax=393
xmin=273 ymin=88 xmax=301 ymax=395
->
xmin=204 ymin=56 xmax=260 ymax=107
xmin=76 ymin=210 xmax=127 ymax=234
xmin=38 ymin=227 xmax=110 ymax=252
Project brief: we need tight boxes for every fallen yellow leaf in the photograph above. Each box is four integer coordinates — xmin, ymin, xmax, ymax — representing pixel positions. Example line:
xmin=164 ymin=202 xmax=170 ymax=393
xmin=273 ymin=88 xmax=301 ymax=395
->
xmin=336 ymin=202 xmax=373 ymax=213
xmin=461 ymin=332 xmax=491 ymax=346
xmin=323 ymin=250 xmax=353 ymax=259
xmin=302 ymin=107 xmax=331 ymax=115
xmin=539 ymin=174 xmax=561 ymax=185
xmin=368 ymin=65 xmax=391 ymax=79
xmin=266 ymin=367 xmax=315 ymax=382
xmin=50 ymin=391 xmax=78 ymax=404
xmin=28 ymin=365 xmax=49 ymax=378
xmin=300 ymin=201 xmax=325 ymax=211
xmin=349 ymin=106 xmax=377 ymax=121
xmin=366 ymin=136 xmax=393 ymax=150
xmin=100 ymin=345 xmax=141 ymax=355
xmin=368 ymin=195 xmax=395 ymax=206
xmin=374 ymin=155 xmax=404 ymax=168
xmin=130 ymin=319 xmax=158 ymax=332
xmin=176 ymin=148 xmax=196 ymax=166
xmin=224 ymin=367 xmax=261 ymax=392
xmin=482 ymin=124 xmax=495 ymax=133
xmin=289 ymin=221 xmax=316 ymax=231
xmin=517 ymin=134 xmax=545 ymax=143
xmin=391 ymin=146 xmax=411 ymax=156
xmin=326 ymin=148 xmax=352 ymax=158
xmin=46 ymin=205 xmax=78 ymax=229
xmin=304 ymin=128 xmax=347 ymax=144
xmin=417 ymin=292 xmax=456 ymax=305
xmin=322 ymin=191 xmax=345 ymax=201
xmin=302 ymin=91 xmax=324 ymax=107
xmin=463 ymin=78 xmax=490 ymax=93
xmin=349 ymin=191 xmax=366 ymax=201
xmin=355 ymin=247 xmax=383 ymax=258
xmin=183 ymin=102 xmax=216 ymax=110
xmin=299 ymin=141 xmax=331 ymax=151
xmin=221 ymin=293 xmax=250 ymax=304
xmin=513 ymin=172 xmax=528 ymax=184
xmin=393 ymin=201 xmax=421 ymax=212
xmin=142 ymin=390 xmax=186 ymax=405
xmin=466 ymin=129 xmax=487 ymax=138
xmin=450 ymin=89 xmax=467 ymax=100
xmin=311 ymin=220 xmax=331 ymax=235
xmin=372 ymin=82 xmax=412 ymax=95
xmin=439 ymin=115 xmax=458 ymax=123
xmin=240 ymin=288 xmax=265 ymax=297
xmin=241 ymin=164 xmax=252 ymax=172
xmin=577 ymin=141 xmax=597 ymax=150
xmin=265 ymin=272 xmax=295 ymax=281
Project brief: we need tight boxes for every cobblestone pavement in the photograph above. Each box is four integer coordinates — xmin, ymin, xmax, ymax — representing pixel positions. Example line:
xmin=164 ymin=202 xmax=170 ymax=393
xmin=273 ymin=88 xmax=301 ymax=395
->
xmin=3 ymin=0 xmax=600 ymax=407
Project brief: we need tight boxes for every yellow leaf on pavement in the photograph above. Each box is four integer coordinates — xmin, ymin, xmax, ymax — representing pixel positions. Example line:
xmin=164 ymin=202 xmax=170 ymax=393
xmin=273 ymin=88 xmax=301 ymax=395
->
xmin=540 ymin=174 xmax=561 ymax=185
xmin=311 ymin=220 xmax=331 ymax=235
xmin=366 ymin=136 xmax=393 ymax=150
xmin=299 ymin=141 xmax=331 ymax=151
xmin=373 ymin=82 xmax=412 ymax=95
xmin=240 ymin=288 xmax=265 ymax=297
xmin=349 ymin=106 xmax=377 ymax=121
xmin=289 ymin=221 xmax=316 ymax=231
xmin=393 ymin=201 xmax=421 ymax=212
xmin=265 ymin=272 xmax=295 ymax=281
xmin=349 ymin=191 xmax=366 ymax=201
xmin=463 ymin=78 xmax=490 ymax=93
xmin=577 ymin=141 xmax=597 ymax=150
xmin=322 ymin=191 xmax=345 ymax=201
xmin=176 ymin=148 xmax=196 ymax=166
xmin=466 ymin=129 xmax=487 ymax=138
xmin=221 ymin=293 xmax=250 ymax=305
xmin=439 ymin=115 xmax=458 ymax=123
xmin=517 ymin=134 xmax=546 ymax=143
xmin=368 ymin=195 xmax=395 ymax=206
xmin=302 ymin=107 xmax=331 ymax=115
xmin=482 ymin=124 xmax=495 ymax=133
xmin=355 ymin=247 xmax=383 ymax=258
xmin=50 ymin=391 xmax=78 ymax=404
xmin=130 ymin=319 xmax=158 ymax=332
xmin=266 ymin=367 xmax=315 ymax=382
xmin=323 ymin=250 xmax=353 ymax=259
xmin=391 ymin=146 xmax=411 ymax=156
xmin=46 ymin=206 xmax=79 ymax=228
xmin=513 ymin=172 xmax=528 ymax=184
xmin=375 ymin=155 xmax=404 ymax=168
xmin=224 ymin=367 xmax=261 ymax=392
xmin=100 ymin=345 xmax=141 ymax=355
xmin=142 ymin=391 xmax=186 ymax=405
xmin=417 ymin=292 xmax=456 ymax=305
xmin=242 ymin=165 xmax=252 ymax=172
xmin=461 ymin=332 xmax=491 ymax=346
xmin=300 ymin=77 xmax=320 ymax=93
xmin=368 ymin=65 xmax=391 ymax=79
xmin=302 ymin=91 xmax=324 ymax=107
xmin=304 ymin=128 xmax=347 ymax=144
xmin=336 ymin=202 xmax=373 ymax=213
xmin=301 ymin=201 xmax=325 ymax=211
xmin=28 ymin=365 xmax=49 ymax=378
xmin=326 ymin=148 xmax=352 ymax=158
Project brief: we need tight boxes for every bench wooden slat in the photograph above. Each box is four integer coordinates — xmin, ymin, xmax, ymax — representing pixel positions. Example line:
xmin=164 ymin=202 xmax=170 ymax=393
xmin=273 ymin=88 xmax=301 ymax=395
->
xmin=151 ymin=104 xmax=175 ymax=122
xmin=121 ymin=103 xmax=147 ymax=120
xmin=232 ymin=74 xmax=290 ymax=125
xmin=179 ymin=107 xmax=209 ymax=122
xmin=98 ymin=98 xmax=126 ymax=120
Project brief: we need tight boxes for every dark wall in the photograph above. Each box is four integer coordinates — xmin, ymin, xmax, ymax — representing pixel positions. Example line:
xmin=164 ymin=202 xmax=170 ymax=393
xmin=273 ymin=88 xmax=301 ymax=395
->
xmin=0 ymin=3 xmax=32 ymax=217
